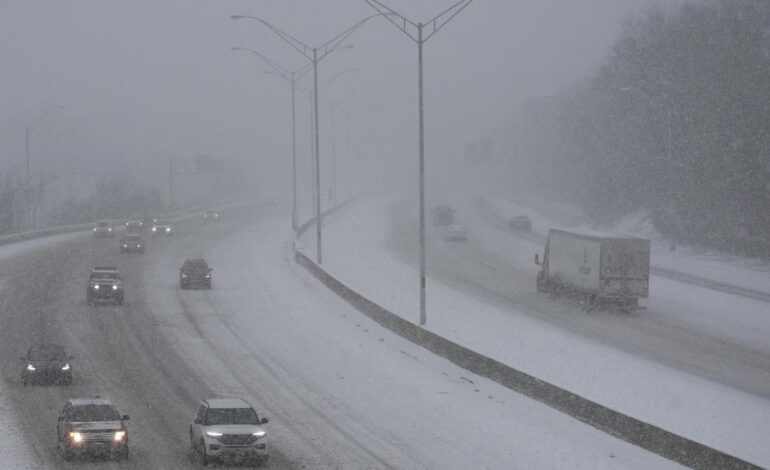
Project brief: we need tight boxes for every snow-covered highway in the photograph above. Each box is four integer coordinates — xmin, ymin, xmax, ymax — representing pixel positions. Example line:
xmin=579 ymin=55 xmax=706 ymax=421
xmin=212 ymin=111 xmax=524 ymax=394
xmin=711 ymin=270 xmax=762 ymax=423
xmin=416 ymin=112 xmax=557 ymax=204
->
xmin=0 ymin=201 xmax=679 ymax=469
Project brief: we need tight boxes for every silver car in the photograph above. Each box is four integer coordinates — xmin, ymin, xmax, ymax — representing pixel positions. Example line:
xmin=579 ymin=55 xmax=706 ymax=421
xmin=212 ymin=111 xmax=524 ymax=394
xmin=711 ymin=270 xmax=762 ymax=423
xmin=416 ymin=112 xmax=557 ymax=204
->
xmin=444 ymin=224 xmax=468 ymax=242
xmin=190 ymin=398 xmax=269 ymax=467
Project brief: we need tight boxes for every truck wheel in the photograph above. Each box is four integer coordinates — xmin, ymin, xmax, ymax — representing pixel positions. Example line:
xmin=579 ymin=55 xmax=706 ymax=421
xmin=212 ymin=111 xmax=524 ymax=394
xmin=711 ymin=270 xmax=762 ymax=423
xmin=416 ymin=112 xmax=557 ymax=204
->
xmin=200 ymin=440 xmax=209 ymax=466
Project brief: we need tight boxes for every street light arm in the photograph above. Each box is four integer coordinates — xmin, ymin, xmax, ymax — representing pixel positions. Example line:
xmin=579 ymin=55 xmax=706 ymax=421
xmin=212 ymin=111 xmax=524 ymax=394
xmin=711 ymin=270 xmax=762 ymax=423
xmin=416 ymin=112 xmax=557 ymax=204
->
xmin=231 ymin=47 xmax=291 ymax=78
xmin=423 ymin=0 xmax=475 ymax=42
xmin=231 ymin=15 xmax=313 ymax=61
xmin=363 ymin=0 xmax=419 ymax=42
xmin=317 ymin=13 xmax=389 ymax=60
xmin=28 ymin=106 xmax=65 ymax=133
xmin=319 ymin=69 xmax=358 ymax=92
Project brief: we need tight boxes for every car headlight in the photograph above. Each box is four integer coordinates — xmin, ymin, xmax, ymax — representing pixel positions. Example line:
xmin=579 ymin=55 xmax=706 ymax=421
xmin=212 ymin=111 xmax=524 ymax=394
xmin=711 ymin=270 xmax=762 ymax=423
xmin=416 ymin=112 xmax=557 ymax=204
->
xmin=137 ymin=244 xmax=142 ymax=248
xmin=93 ymin=284 xmax=100 ymax=290
xmin=62 ymin=363 xmax=70 ymax=371
xmin=181 ymin=274 xmax=188 ymax=278
xmin=204 ymin=274 xmax=210 ymax=279
xmin=114 ymin=431 xmax=126 ymax=442
xmin=93 ymin=228 xmax=97 ymax=232
xmin=206 ymin=431 xmax=223 ymax=437
xmin=70 ymin=432 xmax=83 ymax=443
xmin=123 ymin=244 xmax=128 ymax=248
xmin=108 ymin=228 xmax=112 ymax=231
xmin=252 ymin=431 xmax=266 ymax=437
xmin=152 ymin=227 xmax=157 ymax=232
xmin=112 ymin=285 xmax=118 ymax=290
xmin=165 ymin=227 xmax=171 ymax=232
xmin=26 ymin=364 xmax=35 ymax=371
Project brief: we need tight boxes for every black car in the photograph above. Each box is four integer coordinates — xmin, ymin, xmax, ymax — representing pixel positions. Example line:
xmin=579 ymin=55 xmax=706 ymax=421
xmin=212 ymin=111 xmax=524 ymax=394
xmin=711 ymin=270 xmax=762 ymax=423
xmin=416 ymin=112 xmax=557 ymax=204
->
xmin=20 ymin=344 xmax=73 ymax=385
xmin=120 ymin=235 xmax=146 ymax=254
xmin=125 ymin=220 xmax=144 ymax=234
xmin=180 ymin=259 xmax=212 ymax=289
xmin=87 ymin=267 xmax=124 ymax=305
xmin=57 ymin=397 xmax=129 ymax=461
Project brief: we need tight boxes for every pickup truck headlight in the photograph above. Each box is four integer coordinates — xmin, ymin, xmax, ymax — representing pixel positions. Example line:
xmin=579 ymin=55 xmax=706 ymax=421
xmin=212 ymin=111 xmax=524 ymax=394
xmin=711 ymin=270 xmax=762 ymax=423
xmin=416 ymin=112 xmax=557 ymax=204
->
xmin=62 ymin=363 xmax=70 ymax=371
xmin=27 ymin=364 xmax=35 ymax=371
xmin=114 ymin=431 xmax=126 ymax=442
xmin=70 ymin=432 xmax=83 ymax=443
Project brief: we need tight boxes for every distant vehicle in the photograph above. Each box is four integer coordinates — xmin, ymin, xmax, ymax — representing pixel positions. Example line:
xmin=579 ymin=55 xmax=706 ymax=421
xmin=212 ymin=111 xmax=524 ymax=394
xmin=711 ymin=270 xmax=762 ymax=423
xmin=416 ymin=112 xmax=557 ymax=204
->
xmin=203 ymin=210 xmax=220 ymax=221
xmin=431 ymin=205 xmax=455 ymax=226
xmin=509 ymin=215 xmax=532 ymax=232
xmin=125 ymin=220 xmax=144 ymax=234
xmin=535 ymin=229 xmax=650 ymax=311
xmin=87 ymin=267 xmax=124 ymax=305
xmin=444 ymin=224 xmax=468 ymax=242
xmin=92 ymin=221 xmax=115 ymax=238
xmin=190 ymin=398 xmax=269 ymax=467
xmin=20 ymin=344 xmax=73 ymax=385
xmin=151 ymin=220 xmax=173 ymax=236
xmin=180 ymin=259 xmax=211 ymax=289
xmin=120 ymin=235 xmax=146 ymax=254
xmin=56 ymin=397 xmax=129 ymax=461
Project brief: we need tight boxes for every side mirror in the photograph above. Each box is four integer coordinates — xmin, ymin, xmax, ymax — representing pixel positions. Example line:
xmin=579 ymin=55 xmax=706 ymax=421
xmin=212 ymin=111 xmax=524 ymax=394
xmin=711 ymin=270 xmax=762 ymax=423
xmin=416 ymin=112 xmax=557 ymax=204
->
xmin=193 ymin=418 xmax=201 ymax=425
xmin=122 ymin=415 xmax=130 ymax=421
xmin=534 ymin=254 xmax=541 ymax=266
xmin=261 ymin=418 xmax=269 ymax=424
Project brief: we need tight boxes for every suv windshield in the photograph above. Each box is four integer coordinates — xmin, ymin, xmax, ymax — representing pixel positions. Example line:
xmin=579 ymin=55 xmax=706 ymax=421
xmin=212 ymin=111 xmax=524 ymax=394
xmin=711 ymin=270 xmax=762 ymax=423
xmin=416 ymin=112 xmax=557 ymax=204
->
xmin=29 ymin=345 xmax=66 ymax=361
xmin=70 ymin=405 xmax=121 ymax=422
xmin=97 ymin=222 xmax=110 ymax=227
xmin=183 ymin=260 xmax=208 ymax=271
xmin=205 ymin=408 xmax=259 ymax=425
xmin=90 ymin=272 xmax=120 ymax=281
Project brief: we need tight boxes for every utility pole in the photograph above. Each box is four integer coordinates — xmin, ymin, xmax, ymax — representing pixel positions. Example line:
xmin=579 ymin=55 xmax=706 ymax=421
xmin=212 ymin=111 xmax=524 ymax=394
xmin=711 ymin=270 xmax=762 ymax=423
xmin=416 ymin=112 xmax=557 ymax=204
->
xmin=363 ymin=0 xmax=475 ymax=325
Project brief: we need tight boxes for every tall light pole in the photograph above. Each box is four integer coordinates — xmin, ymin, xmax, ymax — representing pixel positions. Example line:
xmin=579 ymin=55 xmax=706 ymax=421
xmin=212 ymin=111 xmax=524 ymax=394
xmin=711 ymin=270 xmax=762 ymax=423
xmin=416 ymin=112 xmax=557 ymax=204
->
xmin=26 ymin=105 xmax=65 ymax=228
xmin=364 ymin=0 xmax=475 ymax=325
xmin=231 ymin=13 xmax=386 ymax=264
xmin=231 ymin=47 xmax=312 ymax=232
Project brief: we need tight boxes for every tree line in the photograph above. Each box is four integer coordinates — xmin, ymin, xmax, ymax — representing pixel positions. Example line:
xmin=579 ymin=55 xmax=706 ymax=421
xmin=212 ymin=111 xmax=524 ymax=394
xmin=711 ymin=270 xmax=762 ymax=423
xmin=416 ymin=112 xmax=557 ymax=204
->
xmin=514 ymin=0 xmax=770 ymax=256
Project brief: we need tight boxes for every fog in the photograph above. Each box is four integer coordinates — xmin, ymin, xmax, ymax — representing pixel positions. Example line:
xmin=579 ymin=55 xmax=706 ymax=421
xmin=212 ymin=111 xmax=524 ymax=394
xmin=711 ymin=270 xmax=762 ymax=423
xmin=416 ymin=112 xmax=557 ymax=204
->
xmin=1 ymin=0 xmax=669 ymax=219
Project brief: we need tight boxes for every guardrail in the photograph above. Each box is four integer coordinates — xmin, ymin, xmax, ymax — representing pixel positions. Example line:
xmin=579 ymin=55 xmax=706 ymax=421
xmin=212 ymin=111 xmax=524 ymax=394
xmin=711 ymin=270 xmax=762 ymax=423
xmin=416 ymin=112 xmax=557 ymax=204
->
xmin=293 ymin=201 xmax=759 ymax=470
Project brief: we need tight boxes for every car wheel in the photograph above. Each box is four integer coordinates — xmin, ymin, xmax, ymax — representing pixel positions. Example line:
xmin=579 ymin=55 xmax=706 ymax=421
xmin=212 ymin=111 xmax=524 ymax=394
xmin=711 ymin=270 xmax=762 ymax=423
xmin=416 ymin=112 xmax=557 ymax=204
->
xmin=122 ymin=446 xmax=129 ymax=460
xmin=200 ymin=439 xmax=209 ymax=466
xmin=256 ymin=455 xmax=269 ymax=467
xmin=60 ymin=442 xmax=73 ymax=461
xmin=117 ymin=298 xmax=123 ymax=305
xmin=86 ymin=296 xmax=93 ymax=305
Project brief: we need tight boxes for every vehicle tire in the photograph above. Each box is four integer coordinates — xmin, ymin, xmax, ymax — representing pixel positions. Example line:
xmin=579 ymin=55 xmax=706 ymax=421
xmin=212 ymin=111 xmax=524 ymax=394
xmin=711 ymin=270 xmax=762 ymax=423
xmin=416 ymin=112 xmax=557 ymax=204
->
xmin=116 ymin=297 xmax=123 ymax=306
xmin=536 ymin=271 xmax=547 ymax=293
xmin=200 ymin=440 xmax=209 ymax=466
xmin=256 ymin=455 xmax=269 ymax=467
xmin=60 ymin=442 xmax=73 ymax=461
xmin=122 ymin=446 xmax=129 ymax=460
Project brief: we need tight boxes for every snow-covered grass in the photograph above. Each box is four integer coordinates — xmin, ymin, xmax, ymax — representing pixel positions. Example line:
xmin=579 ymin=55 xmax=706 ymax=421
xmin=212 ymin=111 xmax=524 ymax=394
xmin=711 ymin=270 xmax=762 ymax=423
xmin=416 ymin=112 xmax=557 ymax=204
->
xmin=299 ymin=195 xmax=770 ymax=468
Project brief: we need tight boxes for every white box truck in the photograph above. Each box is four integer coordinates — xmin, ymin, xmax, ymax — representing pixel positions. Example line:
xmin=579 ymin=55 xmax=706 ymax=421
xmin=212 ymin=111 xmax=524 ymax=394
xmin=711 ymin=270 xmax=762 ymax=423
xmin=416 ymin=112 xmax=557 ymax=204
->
xmin=535 ymin=229 xmax=650 ymax=311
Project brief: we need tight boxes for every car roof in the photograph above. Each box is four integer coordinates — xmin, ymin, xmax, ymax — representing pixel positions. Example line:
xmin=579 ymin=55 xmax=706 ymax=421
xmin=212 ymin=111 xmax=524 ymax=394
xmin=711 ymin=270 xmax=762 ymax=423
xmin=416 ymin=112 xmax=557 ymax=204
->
xmin=68 ymin=397 xmax=114 ymax=407
xmin=204 ymin=398 xmax=252 ymax=409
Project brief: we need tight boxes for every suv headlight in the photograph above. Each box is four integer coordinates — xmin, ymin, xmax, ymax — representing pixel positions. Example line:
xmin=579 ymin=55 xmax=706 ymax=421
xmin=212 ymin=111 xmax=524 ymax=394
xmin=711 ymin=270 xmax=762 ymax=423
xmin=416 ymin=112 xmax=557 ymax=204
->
xmin=252 ymin=431 xmax=266 ymax=437
xmin=114 ymin=430 xmax=126 ymax=442
xmin=70 ymin=432 xmax=83 ymax=443
xmin=26 ymin=364 xmax=35 ymax=371
xmin=112 ymin=285 xmax=119 ymax=290
xmin=206 ymin=431 xmax=223 ymax=437
xmin=93 ymin=284 xmax=100 ymax=290
xmin=62 ymin=363 xmax=70 ymax=371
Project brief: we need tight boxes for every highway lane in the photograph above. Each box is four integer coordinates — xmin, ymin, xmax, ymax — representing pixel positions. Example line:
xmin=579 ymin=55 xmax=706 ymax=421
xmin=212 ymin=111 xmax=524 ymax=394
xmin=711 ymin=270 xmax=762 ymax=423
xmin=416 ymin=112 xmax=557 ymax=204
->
xmin=387 ymin=201 xmax=770 ymax=400
xmin=0 ymin=203 xmax=300 ymax=469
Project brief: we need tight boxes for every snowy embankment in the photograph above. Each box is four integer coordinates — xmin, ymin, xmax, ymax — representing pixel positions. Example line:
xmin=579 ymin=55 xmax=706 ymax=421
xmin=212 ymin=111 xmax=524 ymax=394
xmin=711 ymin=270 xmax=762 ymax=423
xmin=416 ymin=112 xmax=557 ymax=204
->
xmin=297 ymin=195 xmax=770 ymax=468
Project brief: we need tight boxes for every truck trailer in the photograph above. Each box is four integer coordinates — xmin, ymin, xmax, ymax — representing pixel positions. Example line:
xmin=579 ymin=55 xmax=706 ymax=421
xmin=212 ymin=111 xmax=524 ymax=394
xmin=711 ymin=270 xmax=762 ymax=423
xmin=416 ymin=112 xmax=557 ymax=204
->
xmin=535 ymin=229 xmax=650 ymax=311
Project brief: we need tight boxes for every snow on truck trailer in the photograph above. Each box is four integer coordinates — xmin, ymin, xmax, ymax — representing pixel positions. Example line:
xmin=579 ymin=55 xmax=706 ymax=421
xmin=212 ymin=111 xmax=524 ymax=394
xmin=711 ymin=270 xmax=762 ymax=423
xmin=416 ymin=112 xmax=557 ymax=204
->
xmin=535 ymin=229 xmax=650 ymax=311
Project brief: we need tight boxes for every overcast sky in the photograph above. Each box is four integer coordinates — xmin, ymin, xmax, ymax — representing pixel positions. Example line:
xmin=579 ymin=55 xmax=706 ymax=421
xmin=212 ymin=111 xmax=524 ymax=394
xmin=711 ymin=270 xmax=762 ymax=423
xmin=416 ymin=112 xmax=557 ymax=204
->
xmin=0 ymin=0 xmax=674 ymax=202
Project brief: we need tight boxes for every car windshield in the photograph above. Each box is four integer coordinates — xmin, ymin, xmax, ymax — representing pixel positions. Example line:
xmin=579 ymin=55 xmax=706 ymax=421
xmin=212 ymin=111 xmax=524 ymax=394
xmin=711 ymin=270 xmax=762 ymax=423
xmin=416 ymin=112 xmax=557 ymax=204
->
xmin=183 ymin=261 xmax=208 ymax=270
xmin=69 ymin=404 xmax=121 ymax=422
xmin=29 ymin=345 xmax=66 ymax=361
xmin=205 ymin=408 xmax=259 ymax=426
xmin=90 ymin=272 xmax=119 ymax=281
xmin=97 ymin=222 xmax=110 ymax=227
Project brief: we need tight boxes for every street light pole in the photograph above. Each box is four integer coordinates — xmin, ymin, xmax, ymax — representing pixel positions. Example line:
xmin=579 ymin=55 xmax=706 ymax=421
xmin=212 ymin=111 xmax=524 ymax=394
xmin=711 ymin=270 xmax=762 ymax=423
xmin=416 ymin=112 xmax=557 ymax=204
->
xmin=363 ymin=0 xmax=475 ymax=325
xmin=231 ymin=13 xmax=386 ymax=264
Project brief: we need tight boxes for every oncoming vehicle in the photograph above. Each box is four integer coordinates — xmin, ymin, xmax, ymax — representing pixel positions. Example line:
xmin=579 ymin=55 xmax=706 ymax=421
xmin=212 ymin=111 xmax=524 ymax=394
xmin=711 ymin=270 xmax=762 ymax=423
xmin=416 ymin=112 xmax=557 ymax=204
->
xmin=203 ymin=210 xmax=220 ymax=221
xmin=509 ymin=215 xmax=532 ymax=232
xmin=151 ymin=220 xmax=173 ymax=236
xmin=190 ymin=398 xmax=269 ymax=467
xmin=180 ymin=258 xmax=212 ymax=289
xmin=57 ymin=397 xmax=130 ymax=461
xmin=92 ymin=221 xmax=115 ymax=238
xmin=87 ymin=267 xmax=124 ymax=305
xmin=120 ymin=235 xmax=146 ymax=254
xmin=444 ymin=224 xmax=468 ymax=242
xmin=20 ymin=344 xmax=73 ymax=385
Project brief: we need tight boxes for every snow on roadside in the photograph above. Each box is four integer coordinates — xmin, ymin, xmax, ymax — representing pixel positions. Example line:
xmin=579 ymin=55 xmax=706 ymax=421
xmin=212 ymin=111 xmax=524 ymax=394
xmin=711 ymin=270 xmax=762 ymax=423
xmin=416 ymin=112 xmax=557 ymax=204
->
xmin=299 ymin=196 xmax=770 ymax=468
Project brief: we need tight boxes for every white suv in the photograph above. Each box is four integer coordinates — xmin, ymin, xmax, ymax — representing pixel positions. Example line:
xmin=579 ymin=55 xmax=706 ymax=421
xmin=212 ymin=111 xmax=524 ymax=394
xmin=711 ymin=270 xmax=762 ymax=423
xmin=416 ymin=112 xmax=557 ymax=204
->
xmin=190 ymin=398 xmax=269 ymax=467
